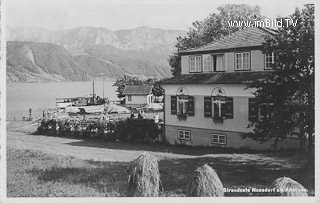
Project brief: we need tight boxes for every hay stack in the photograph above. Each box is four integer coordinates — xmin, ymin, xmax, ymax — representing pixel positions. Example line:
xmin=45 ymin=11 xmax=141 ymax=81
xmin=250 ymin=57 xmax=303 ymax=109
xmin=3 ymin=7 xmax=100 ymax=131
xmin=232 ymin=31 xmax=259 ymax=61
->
xmin=187 ymin=164 xmax=224 ymax=197
xmin=272 ymin=177 xmax=308 ymax=196
xmin=126 ymin=152 xmax=161 ymax=197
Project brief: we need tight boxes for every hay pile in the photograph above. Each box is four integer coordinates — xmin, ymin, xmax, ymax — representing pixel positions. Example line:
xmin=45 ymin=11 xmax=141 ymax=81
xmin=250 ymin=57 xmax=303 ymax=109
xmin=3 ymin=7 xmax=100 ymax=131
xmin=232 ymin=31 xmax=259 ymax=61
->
xmin=126 ymin=152 xmax=161 ymax=197
xmin=187 ymin=164 xmax=224 ymax=197
xmin=272 ymin=177 xmax=308 ymax=196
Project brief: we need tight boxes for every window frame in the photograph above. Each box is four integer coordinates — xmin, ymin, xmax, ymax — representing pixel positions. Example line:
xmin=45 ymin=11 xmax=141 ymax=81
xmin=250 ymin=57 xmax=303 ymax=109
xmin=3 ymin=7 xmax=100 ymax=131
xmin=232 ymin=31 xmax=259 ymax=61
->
xmin=234 ymin=52 xmax=251 ymax=71
xmin=265 ymin=52 xmax=274 ymax=70
xmin=177 ymin=95 xmax=189 ymax=116
xmin=178 ymin=129 xmax=191 ymax=140
xmin=212 ymin=96 xmax=226 ymax=118
xmin=189 ymin=55 xmax=202 ymax=73
xmin=128 ymin=95 xmax=132 ymax=101
xmin=212 ymin=133 xmax=227 ymax=145
xmin=202 ymin=54 xmax=213 ymax=72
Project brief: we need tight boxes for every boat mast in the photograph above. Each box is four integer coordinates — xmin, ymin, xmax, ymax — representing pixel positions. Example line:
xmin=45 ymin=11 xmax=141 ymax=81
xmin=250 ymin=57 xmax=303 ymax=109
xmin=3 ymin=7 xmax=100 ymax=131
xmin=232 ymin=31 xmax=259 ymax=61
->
xmin=92 ymin=81 xmax=95 ymax=105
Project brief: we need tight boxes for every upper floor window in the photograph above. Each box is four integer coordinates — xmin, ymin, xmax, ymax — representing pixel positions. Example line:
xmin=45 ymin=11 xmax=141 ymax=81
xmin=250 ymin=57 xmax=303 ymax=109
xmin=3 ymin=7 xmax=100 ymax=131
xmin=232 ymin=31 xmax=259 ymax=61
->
xmin=235 ymin=52 xmax=250 ymax=70
xmin=214 ymin=54 xmax=226 ymax=72
xmin=190 ymin=56 xmax=202 ymax=72
xmin=202 ymin=54 xmax=212 ymax=72
xmin=265 ymin=52 xmax=274 ymax=70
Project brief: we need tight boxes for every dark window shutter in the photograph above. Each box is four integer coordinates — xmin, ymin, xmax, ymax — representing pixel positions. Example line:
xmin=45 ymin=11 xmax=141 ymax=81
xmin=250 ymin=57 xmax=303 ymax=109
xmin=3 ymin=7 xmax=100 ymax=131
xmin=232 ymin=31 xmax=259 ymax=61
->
xmin=171 ymin=96 xmax=177 ymax=115
xmin=204 ymin=97 xmax=212 ymax=117
xmin=248 ymin=98 xmax=258 ymax=121
xmin=225 ymin=97 xmax=233 ymax=118
xmin=187 ymin=96 xmax=194 ymax=116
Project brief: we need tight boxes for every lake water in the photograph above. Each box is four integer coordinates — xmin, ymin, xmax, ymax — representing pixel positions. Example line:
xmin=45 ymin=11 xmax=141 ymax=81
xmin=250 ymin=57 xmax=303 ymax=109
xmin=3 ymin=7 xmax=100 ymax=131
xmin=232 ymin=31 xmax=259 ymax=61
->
xmin=7 ymin=81 xmax=118 ymax=118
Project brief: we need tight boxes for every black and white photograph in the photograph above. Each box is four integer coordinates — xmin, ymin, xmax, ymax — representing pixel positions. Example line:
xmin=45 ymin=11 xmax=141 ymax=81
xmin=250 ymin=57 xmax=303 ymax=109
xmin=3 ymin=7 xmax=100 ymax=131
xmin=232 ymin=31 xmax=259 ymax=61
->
xmin=1 ymin=0 xmax=318 ymax=202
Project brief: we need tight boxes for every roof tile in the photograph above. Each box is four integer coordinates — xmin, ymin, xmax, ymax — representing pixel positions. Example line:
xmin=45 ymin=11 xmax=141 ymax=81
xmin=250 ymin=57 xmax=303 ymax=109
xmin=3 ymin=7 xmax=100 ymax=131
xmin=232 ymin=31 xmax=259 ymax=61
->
xmin=123 ymin=85 xmax=153 ymax=95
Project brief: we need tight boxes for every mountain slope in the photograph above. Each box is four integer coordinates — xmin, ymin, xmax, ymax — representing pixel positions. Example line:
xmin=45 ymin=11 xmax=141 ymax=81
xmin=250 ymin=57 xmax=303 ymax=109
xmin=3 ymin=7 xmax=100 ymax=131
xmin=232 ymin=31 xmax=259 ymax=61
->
xmin=6 ymin=26 xmax=186 ymax=82
xmin=7 ymin=41 xmax=89 ymax=82
xmin=6 ymin=41 xmax=172 ymax=82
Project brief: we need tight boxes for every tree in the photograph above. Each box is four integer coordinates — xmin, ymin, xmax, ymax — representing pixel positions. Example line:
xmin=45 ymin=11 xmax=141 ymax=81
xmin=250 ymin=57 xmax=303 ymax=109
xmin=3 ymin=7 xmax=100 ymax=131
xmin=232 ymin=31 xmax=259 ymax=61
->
xmin=245 ymin=5 xmax=314 ymax=163
xmin=113 ymin=75 xmax=144 ymax=98
xmin=113 ymin=75 xmax=162 ymax=99
xmin=169 ymin=4 xmax=262 ymax=77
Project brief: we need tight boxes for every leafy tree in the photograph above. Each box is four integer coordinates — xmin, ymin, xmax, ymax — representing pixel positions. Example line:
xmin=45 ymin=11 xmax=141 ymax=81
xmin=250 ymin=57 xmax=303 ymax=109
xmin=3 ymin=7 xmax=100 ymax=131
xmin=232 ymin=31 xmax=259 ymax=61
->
xmin=245 ymin=5 xmax=314 ymax=163
xmin=113 ymin=75 xmax=144 ymax=98
xmin=169 ymin=4 xmax=262 ymax=77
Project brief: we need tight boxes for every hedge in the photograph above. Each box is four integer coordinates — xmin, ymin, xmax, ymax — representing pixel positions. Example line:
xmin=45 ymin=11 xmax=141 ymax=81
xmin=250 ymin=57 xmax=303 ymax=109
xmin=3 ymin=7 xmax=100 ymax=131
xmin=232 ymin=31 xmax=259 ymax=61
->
xmin=37 ymin=118 xmax=163 ymax=143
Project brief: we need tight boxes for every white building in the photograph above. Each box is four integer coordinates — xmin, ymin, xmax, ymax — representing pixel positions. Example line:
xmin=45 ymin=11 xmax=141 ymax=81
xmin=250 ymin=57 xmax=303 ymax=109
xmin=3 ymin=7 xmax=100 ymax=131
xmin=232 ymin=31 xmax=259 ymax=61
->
xmin=123 ymin=85 xmax=154 ymax=105
xmin=161 ymin=27 xmax=300 ymax=150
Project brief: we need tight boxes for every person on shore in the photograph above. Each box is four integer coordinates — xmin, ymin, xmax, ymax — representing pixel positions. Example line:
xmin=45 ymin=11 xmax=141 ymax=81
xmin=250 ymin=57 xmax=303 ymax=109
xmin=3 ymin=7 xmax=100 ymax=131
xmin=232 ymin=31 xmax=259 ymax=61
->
xmin=29 ymin=108 xmax=32 ymax=121
xmin=130 ymin=111 xmax=135 ymax=119
xmin=141 ymin=110 xmax=147 ymax=119
xmin=154 ymin=113 xmax=159 ymax=124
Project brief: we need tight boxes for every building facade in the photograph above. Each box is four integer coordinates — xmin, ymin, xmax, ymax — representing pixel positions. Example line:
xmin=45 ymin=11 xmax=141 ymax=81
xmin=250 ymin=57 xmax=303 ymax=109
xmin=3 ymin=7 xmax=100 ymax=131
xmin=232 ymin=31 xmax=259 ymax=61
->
xmin=123 ymin=85 xmax=154 ymax=105
xmin=161 ymin=27 xmax=299 ymax=150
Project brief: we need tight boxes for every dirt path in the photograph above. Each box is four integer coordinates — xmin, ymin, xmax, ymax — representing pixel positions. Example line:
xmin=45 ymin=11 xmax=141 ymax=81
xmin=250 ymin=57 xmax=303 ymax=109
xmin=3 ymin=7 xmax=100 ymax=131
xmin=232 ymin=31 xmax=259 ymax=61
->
xmin=6 ymin=121 xmax=303 ymax=169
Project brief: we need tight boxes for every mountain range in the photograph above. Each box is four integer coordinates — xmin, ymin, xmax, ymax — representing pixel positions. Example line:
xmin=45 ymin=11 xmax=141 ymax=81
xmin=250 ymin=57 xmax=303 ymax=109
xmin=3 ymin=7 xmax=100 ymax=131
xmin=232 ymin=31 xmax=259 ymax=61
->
xmin=7 ymin=26 xmax=187 ymax=82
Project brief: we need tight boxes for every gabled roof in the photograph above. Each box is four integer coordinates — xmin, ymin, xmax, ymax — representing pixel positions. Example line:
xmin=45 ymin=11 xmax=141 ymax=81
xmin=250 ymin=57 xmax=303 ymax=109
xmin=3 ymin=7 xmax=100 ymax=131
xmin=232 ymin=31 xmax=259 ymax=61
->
xmin=180 ymin=27 xmax=277 ymax=54
xmin=160 ymin=71 xmax=272 ymax=85
xmin=123 ymin=85 xmax=153 ymax=95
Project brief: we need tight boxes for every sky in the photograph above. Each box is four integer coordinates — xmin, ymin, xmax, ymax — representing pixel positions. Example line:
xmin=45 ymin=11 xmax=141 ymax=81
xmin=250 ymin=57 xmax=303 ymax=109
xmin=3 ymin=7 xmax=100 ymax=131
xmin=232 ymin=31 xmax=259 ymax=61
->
xmin=6 ymin=0 xmax=307 ymax=31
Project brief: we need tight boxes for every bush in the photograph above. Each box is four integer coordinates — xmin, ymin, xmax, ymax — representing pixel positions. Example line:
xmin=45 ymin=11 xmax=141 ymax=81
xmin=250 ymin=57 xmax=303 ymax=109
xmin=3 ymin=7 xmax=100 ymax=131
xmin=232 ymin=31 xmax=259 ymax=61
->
xmin=37 ymin=117 xmax=162 ymax=144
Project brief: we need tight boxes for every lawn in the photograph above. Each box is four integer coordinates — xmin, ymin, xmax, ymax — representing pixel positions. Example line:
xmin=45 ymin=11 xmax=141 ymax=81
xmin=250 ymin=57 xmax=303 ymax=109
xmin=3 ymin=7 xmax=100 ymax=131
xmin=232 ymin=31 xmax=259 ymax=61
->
xmin=7 ymin=142 xmax=315 ymax=197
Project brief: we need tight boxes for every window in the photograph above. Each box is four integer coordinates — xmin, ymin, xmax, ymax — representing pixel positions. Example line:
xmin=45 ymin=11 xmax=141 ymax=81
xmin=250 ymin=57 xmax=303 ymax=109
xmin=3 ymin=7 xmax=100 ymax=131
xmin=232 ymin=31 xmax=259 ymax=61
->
xmin=204 ymin=88 xmax=233 ymax=119
xmin=213 ymin=96 xmax=226 ymax=118
xmin=265 ymin=52 xmax=274 ymax=69
xmin=212 ymin=134 xmax=226 ymax=145
xmin=178 ymin=130 xmax=191 ymax=140
xmin=204 ymin=97 xmax=233 ymax=118
xmin=203 ymin=54 xmax=212 ymax=72
xmin=128 ymin=95 xmax=132 ymax=101
xmin=171 ymin=87 xmax=194 ymax=117
xmin=177 ymin=95 xmax=189 ymax=116
xmin=190 ymin=56 xmax=202 ymax=72
xmin=235 ymin=52 xmax=250 ymax=70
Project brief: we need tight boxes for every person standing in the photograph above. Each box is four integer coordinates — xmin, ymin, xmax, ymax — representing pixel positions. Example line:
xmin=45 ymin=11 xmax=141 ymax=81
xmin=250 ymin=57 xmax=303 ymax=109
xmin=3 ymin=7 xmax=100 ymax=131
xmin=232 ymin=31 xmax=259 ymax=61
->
xmin=29 ymin=108 xmax=32 ymax=121
xmin=154 ymin=113 xmax=159 ymax=124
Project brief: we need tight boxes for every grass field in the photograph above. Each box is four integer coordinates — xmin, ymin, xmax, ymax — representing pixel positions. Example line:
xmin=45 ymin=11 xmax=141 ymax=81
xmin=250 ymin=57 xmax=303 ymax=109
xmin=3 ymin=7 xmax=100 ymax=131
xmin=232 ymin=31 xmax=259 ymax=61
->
xmin=6 ymin=120 xmax=315 ymax=197
xmin=7 ymin=141 xmax=315 ymax=197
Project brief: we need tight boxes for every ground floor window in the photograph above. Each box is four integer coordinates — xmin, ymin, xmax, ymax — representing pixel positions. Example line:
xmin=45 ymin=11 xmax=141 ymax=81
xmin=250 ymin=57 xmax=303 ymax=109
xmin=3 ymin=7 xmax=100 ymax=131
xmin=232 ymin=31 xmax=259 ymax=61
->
xmin=178 ymin=130 xmax=191 ymax=140
xmin=128 ymin=95 xmax=132 ymax=101
xmin=212 ymin=134 xmax=226 ymax=145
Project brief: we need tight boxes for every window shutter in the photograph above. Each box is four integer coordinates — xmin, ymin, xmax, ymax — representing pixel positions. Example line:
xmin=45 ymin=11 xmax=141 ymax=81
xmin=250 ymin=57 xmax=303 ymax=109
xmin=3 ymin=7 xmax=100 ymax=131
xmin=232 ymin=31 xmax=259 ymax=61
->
xmin=222 ymin=54 xmax=227 ymax=71
xmin=248 ymin=98 xmax=258 ymax=121
xmin=225 ymin=97 xmax=233 ymax=118
xmin=171 ymin=96 xmax=177 ymax=115
xmin=187 ymin=96 xmax=194 ymax=116
xmin=204 ymin=97 xmax=212 ymax=117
